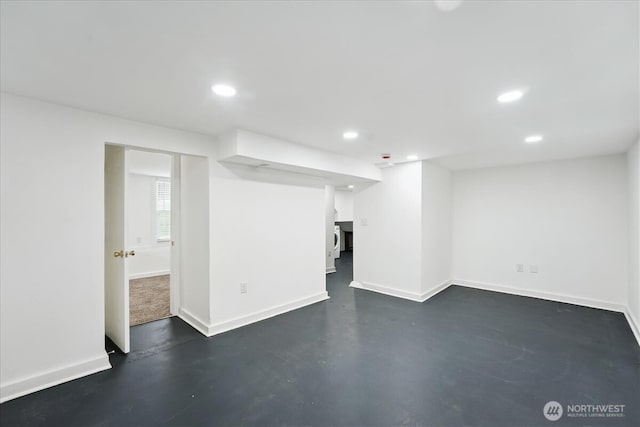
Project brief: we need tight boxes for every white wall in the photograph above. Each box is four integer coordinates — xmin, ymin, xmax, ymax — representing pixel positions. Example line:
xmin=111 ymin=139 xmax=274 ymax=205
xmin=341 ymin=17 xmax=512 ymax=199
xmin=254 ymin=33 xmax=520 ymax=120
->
xmin=127 ymin=150 xmax=171 ymax=177
xmin=128 ymin=174 xmax=156 ymax=246
xmin=179 ymin=155 xmax=211 ymax=326
xmin=452 ymin=155 xmax=629 ymax=309
xmin=353 ymin=162 xmax=423 ymax=298
xmin=128 ymin=246 xmax=170 ymax=279
xmin=127 ymin=173 xmax=170 ymax=279
xmin=209 ymin=162 xmax=327 ymax=334
xmin=353 ymin=161 xmax=453 ymax=301
xmin=628 ymin=140 xmax=639 ymax=329
xmin=421 ymin=162 xmax=452 ymax=293
xmin=334 ymin=190 xmax=354 ymax=222
xmin=0 ymin=93 xmax=215 ymax=402
xmin=127 ymin=151 xmax=172 ymax=265
xmin=1 ymin=94 xmax=328 ymax=401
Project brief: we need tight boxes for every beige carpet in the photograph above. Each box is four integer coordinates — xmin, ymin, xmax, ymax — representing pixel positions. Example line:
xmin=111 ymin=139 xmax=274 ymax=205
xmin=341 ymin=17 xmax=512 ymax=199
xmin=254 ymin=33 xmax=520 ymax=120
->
xmin=129 ymin=274 xmax=171 ymax=326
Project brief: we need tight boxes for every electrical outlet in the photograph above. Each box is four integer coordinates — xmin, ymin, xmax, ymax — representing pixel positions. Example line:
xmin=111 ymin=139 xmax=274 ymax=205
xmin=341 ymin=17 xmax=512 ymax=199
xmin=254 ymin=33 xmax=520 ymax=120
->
xmin=516 ymin=264 xmax=524 ymax=273
xmin=530 ymin=265 xmax=538 ymax=273
xmin=240 ymin=283 xmax=248 ymax=294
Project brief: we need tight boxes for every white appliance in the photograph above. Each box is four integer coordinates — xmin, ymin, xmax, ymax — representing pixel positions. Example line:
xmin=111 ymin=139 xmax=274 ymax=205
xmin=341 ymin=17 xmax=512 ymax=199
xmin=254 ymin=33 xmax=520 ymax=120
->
xmin=334 ymin=225 xmax=341 ymax=259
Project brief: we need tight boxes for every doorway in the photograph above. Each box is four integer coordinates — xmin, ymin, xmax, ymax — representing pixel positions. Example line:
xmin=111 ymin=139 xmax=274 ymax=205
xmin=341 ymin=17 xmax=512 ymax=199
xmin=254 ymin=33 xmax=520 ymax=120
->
xmin=325 ymin=185 xmax=355 ymax=299
xmin=333 ymin=187 xmax=354 ymax=273
xmin=127 ymin=150 xmax=173 ymax=326
xmin=105 ymin=145 xmax=187 ymax=354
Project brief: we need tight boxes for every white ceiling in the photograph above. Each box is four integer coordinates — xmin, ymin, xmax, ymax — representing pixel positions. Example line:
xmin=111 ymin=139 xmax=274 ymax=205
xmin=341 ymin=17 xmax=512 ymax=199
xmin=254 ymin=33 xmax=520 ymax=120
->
xmin=1 ymin=1 xmax=638 ymax=170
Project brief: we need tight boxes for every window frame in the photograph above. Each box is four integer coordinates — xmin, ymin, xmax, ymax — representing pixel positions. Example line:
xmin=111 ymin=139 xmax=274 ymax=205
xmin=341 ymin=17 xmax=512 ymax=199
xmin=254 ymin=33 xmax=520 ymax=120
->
xmin=155 ymin=177 xmax=171 ymax=242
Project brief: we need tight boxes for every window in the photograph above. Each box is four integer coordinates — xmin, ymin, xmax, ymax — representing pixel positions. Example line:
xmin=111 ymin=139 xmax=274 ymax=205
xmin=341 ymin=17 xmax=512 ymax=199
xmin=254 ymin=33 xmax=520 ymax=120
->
xmin=155 ymin=178 xmax=171 ymax=241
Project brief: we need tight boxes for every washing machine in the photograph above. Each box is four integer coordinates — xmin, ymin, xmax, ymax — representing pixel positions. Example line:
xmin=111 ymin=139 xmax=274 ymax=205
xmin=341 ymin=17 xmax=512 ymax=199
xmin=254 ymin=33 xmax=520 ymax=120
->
xmin=334 ymin=225 xmax=341 ymax=259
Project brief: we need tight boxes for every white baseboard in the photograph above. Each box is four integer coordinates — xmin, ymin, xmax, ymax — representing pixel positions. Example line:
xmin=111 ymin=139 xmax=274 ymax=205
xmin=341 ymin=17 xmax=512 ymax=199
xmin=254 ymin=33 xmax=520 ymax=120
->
xmin=453 ymin=279 xmax=626 ymax=313
xmin=129 ymin=270 xmax=170 ymax=280
xmin=350 ymin=280 xmax=451 ymax=303
xmin=624 ymin=308 xmax=640 ymax=347
xmin=208 ymin=291 xmax=330 ymax=336
xmin=0 ymin=354 xmax=111 ymax=403
xmin=325 ymin=266 xmax=336 ymax=274
xmin=178 ymin=307 xmax=212 ymax=337
xmin=350 ymin=281 xmax=421 ymax=302
xmin=419 ymin=280 xmax=452 ymax=302
xmin=180 ymin=292 xmax=330 ymax=337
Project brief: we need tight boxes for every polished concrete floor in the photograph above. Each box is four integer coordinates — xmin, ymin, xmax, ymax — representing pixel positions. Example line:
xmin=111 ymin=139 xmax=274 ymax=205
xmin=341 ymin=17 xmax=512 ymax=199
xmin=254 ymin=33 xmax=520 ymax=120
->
xmin=1 ymin=251 xmax=639 ymax=426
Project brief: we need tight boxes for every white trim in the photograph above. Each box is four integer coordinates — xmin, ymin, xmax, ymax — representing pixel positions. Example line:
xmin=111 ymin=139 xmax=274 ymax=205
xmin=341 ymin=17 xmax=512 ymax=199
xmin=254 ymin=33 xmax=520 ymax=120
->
xmin=452 ymin=279 xmax=626 ymax=313
xmin=178 ymin=307 xmax=212 ymax=337
xmin=419 ymin=280 xmax=452 ymax=302
xmin=350 ymin=280 xmax=452 ymax=303
xmin=129 ymin=270 xmax=170 ymax=280
xmin=208 ymin=292 xmax=330 ymax=337
xmin=0 ymin=354 xmax=111 ymax=403
xmin=169 ymin=154 xmax=181 ymax=316
xmin=624 ymin=307 xmax=640 ymax=347
xmin=350 ymin=281 xmax=422 ymax=302
xmin=325 ymin=266 xmax=336 ymax=274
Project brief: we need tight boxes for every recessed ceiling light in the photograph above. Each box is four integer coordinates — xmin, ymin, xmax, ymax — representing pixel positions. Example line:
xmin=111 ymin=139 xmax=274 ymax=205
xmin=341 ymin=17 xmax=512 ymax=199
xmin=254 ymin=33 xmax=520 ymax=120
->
xmin=434 ymin=0 xmax=463 ymax=12
xmin=524 ymin=135 xmax=543 ymax=144
xmin=211 ymin=84 xmax=237 ymax=97
xmin=348 ymin=185 xmax=354 ymax=189
xmin=407 ymin=155 xmax=418 ymax=161
xmin=497 ymin=90 xmax=524 ymax=103
xmin=343 ymin=131 xmax=359 ymax=140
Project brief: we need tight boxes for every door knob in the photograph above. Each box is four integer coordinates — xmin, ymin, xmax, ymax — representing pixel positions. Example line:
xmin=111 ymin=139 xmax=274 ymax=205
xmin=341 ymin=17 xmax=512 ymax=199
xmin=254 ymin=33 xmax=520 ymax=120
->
xmin=113 ymin=250 xmax=124 ymax=258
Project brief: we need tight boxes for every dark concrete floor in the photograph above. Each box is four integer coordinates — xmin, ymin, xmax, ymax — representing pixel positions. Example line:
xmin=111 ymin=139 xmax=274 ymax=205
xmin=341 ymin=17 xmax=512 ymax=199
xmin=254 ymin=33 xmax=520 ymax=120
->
xmin=1 ymin=251 xmax=639 ymax=426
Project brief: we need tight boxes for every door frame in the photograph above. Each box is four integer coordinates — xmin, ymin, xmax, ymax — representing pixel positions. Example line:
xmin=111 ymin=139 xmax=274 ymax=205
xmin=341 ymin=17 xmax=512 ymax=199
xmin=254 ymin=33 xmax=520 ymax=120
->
xmin=104 ymin=143 xmax=183 ymax=352
xmin=169 ymin=154 xmax=181 ymax=315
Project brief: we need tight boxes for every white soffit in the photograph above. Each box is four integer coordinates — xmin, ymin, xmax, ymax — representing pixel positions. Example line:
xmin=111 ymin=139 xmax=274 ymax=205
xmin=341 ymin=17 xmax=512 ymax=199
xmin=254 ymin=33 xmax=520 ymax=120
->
xmin=218 ymin=130 xmax=382 ymax=185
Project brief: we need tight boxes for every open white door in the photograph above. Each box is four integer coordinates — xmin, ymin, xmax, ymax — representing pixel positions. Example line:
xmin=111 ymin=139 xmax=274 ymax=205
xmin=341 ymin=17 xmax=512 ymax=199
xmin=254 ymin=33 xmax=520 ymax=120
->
xmin=105 ymin=145 xmax=130 ymax=353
